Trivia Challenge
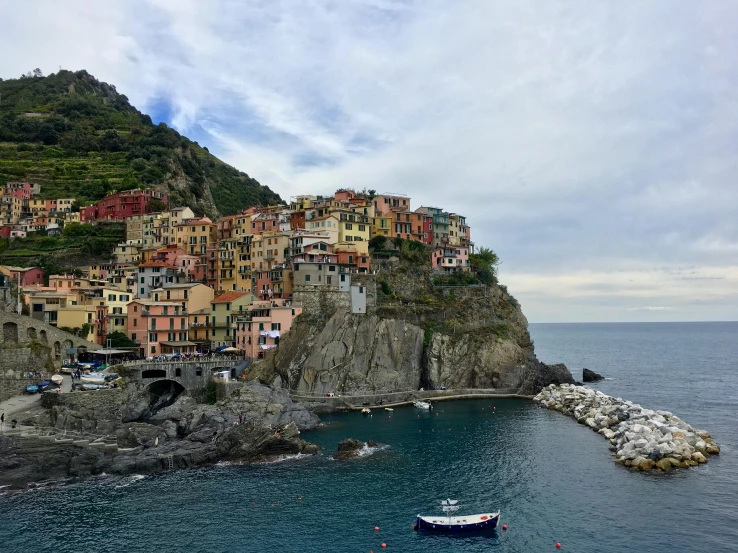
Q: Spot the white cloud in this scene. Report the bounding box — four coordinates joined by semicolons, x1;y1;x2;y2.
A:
1;0;737;321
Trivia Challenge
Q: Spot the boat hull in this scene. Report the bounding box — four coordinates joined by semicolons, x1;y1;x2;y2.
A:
26;385;39;394
416;512;500;532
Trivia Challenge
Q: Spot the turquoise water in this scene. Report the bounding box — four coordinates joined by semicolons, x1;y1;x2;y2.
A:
1;322;736;553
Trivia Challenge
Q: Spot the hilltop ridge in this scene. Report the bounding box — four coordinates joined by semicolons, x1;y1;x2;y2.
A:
0;69;282;217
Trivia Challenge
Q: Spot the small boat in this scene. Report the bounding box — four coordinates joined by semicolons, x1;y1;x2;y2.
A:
415;499;500;533
361;408;371;415
51;375;64;386
60;365;76;374
80;374;106;384
82;383;107;391
26;384;39;394
414;400;432;410
37;379;51;391
384;407;394;412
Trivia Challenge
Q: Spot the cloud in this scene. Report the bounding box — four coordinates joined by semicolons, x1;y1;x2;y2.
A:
1;0;737;321
627;306;672;311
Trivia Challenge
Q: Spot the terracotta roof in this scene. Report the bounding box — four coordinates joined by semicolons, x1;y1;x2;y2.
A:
211;291;250;304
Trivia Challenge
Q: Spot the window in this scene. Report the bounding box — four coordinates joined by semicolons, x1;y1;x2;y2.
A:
359;286;364;293
345;223;353;230
305;274;311;282
108;294;116;301
150;332;158;342
271;323;281;330
133;305;138;312
175;368;182;377
163;306;168;315
258;323;264;331
358;225;365;232
133;319;138;327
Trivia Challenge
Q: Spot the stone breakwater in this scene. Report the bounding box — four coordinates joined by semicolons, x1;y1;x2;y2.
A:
533;384;721;471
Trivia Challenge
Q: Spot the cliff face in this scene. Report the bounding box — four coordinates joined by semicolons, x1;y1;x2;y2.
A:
250;255;574;396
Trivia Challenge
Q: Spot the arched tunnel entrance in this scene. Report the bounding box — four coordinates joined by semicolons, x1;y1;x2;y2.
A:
139;379;186;421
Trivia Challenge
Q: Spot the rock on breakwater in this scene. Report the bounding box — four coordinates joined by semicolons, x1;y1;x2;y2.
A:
534;384;721;471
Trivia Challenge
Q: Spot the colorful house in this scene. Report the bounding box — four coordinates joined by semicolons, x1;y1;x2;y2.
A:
209;291;255;349
127;299;193;357
235;298;302;359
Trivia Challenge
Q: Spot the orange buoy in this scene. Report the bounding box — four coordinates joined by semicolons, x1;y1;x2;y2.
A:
556;543;561;549
493;406;496;410
374;526;379;531
298;497;302;501
502;524;507;531
381;544;386;549
435;413;438;416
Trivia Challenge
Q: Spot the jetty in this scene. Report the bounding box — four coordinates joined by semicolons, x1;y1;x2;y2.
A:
534;384;720;471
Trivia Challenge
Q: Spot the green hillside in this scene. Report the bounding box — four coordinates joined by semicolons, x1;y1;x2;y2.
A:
0;69;283;216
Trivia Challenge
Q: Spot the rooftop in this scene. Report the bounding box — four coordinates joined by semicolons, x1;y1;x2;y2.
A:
212;291;250;304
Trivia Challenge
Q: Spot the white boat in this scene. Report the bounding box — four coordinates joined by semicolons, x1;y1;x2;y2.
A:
415;499;500;533
384;407;393;412
414;400;432;410
80;374;106;384
60;365;76;374
361;408;371;415
51;375;64;386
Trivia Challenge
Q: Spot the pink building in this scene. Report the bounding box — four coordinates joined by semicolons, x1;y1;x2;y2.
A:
80;189;168;222
333;189;356;201
432;245;470;273
150;245;202;281
373;193;411;215
235;299;302;359
0;265;44;286
127;299;193;357
2;182;31;200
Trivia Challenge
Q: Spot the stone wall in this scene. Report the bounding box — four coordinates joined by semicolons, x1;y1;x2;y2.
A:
0;311;100;402
293;275;376;317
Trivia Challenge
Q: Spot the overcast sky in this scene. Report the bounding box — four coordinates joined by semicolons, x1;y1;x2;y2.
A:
1;1;737;322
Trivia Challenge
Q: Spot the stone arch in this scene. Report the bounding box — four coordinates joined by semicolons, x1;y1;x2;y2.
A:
63;339;73;350
54;341;61;358
142;368;167;379
3;322;18;344
39;329;48;344
27;327;38;340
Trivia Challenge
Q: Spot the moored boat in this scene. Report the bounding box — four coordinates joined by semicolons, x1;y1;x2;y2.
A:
361;407;371;415
51;375;64;386
414;400;432;410
415;499;500;533
80;374;106;384
37;379;51;391
26;384;39;394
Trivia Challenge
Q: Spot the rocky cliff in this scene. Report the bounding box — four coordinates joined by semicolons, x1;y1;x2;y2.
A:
250;254;573;395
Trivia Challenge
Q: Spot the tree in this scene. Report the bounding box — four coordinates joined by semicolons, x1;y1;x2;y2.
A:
32;68;43;78
469;246;500;286
148;198;168;213
104;331;135;348
37;123;58;145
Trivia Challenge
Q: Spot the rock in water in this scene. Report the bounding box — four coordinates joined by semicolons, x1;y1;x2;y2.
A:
533;384;720;471
582;368;604;382
333;438;379;460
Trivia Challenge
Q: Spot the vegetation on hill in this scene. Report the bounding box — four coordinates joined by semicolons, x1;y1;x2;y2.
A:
0;69;283;216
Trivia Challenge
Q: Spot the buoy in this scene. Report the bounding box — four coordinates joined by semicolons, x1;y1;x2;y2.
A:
374;526;379;531
432;429;434;432
556;543;561;549
381;544;386;549
298;497;302;501
493;406;496;410
435;413;438;416
502;524;507;531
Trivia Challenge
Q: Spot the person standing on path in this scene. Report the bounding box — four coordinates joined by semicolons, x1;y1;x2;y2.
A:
1;412;4;431
238;413;243;425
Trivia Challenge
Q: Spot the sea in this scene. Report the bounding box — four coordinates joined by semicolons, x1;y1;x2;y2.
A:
0;322;736;553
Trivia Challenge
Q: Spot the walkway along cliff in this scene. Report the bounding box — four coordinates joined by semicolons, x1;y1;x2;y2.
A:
249;251;573;396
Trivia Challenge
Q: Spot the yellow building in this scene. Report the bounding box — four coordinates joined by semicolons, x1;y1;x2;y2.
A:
0;195;24;224
175;217;217;256
102;288;133;334
305;215;340;243
64;212;80;224
189;308;211;348
209;291;255;349
217;238;238;291
236;235;253;292
330;209;371;244
29;198;48;215
113;242;141;264
250;232;291;272
56;304;97;341
371;215;392;238
151;283;214;313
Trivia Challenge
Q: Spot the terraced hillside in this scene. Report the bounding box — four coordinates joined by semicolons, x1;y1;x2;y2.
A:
0;70;282;216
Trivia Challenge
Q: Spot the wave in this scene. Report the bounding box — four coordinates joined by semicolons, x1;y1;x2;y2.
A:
114;474;146;489
358;443;388;457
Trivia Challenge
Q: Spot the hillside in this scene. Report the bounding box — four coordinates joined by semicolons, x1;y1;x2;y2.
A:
0;70;282;216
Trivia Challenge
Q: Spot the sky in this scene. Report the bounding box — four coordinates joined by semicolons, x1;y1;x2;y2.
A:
1;0;737;323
